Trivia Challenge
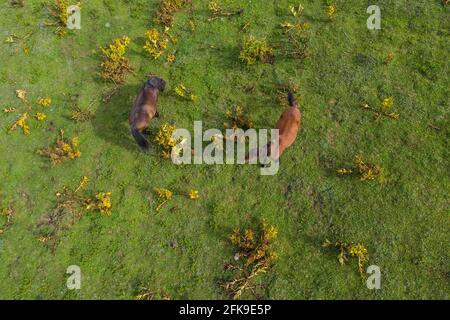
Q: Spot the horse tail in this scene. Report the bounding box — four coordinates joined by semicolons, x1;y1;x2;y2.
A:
131;126;149;150
288;91;297;107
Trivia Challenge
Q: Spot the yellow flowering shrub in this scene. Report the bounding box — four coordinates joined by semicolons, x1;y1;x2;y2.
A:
239;36;275;65
361;97;399;120
188;190;199;200
71;106;94;122
222;219;278;299
0;207;14;236
100;36;133;84
37;97;52;107
154;123;179;159
48;0;81;37
323;240;369;275
209;1;221;15
224;105;253;130
35;112;47;121
327;4;336;19
280;5;311;60
382;97;394;109
15;89;28;104
136;287;170;300
36;175;90;246
75;175;89;192
153;187;173;212
166;53;176;63
49;0;69;26
337;155;384;182
208;1;242;20
156;0;189;27
143;29;169;59
174;83;197;101
9;113;30;135
38;129;81;165
85;192;112;216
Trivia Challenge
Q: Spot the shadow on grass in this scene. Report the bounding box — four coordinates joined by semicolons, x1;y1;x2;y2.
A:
91;83;164;156
91;84;138;152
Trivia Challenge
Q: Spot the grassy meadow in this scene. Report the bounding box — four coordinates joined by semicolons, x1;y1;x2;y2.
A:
0;0;448;299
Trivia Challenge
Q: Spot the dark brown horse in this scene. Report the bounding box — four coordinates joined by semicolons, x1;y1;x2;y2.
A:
129;76;166;150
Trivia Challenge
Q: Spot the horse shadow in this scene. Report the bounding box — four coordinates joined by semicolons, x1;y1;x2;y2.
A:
91;84;139;152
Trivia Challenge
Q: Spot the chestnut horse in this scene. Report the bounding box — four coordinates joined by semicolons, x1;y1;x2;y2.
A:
129;76;166;150
246;92;302;163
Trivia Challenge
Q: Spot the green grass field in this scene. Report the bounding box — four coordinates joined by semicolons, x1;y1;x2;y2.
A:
0;0;448;299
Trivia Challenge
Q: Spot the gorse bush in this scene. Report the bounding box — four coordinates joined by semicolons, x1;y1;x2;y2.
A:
100;36;133;84
153;187;173;212
156;0;189;27
154;123;179;159
337;155;384;182
136;287;170;300
143;29;169;59
222;219;278;299
174;83;198;101
323;240;369;275
38;129;81;165
208;1;242;20
9;113;30;135
280;4;311;60
361;97;399;120
35;176;112;247
85;192;113;216
239;36;275;65
224;105;253;131
48;0;81;37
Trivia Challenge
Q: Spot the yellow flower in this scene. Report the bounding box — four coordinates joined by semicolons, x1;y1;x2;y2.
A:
15;89;27;103
38;235;51;243
289;4;304;17
9;113;30;135
154;187;173;212
154;188;173;201
337;168;353;175
239;36;274;65
75;176;89;192
189;190;199;200
5;36;15;43
143;29;169;59
154;123;183;159
100;36;133;84
174;84;197;101
3;108;16;113
96;192;112;216
37;97;52;107
85;192;112;216
209;1;221;14
382;97;394;109
167;53;176;63
35;112;47;121
327;4;336;18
